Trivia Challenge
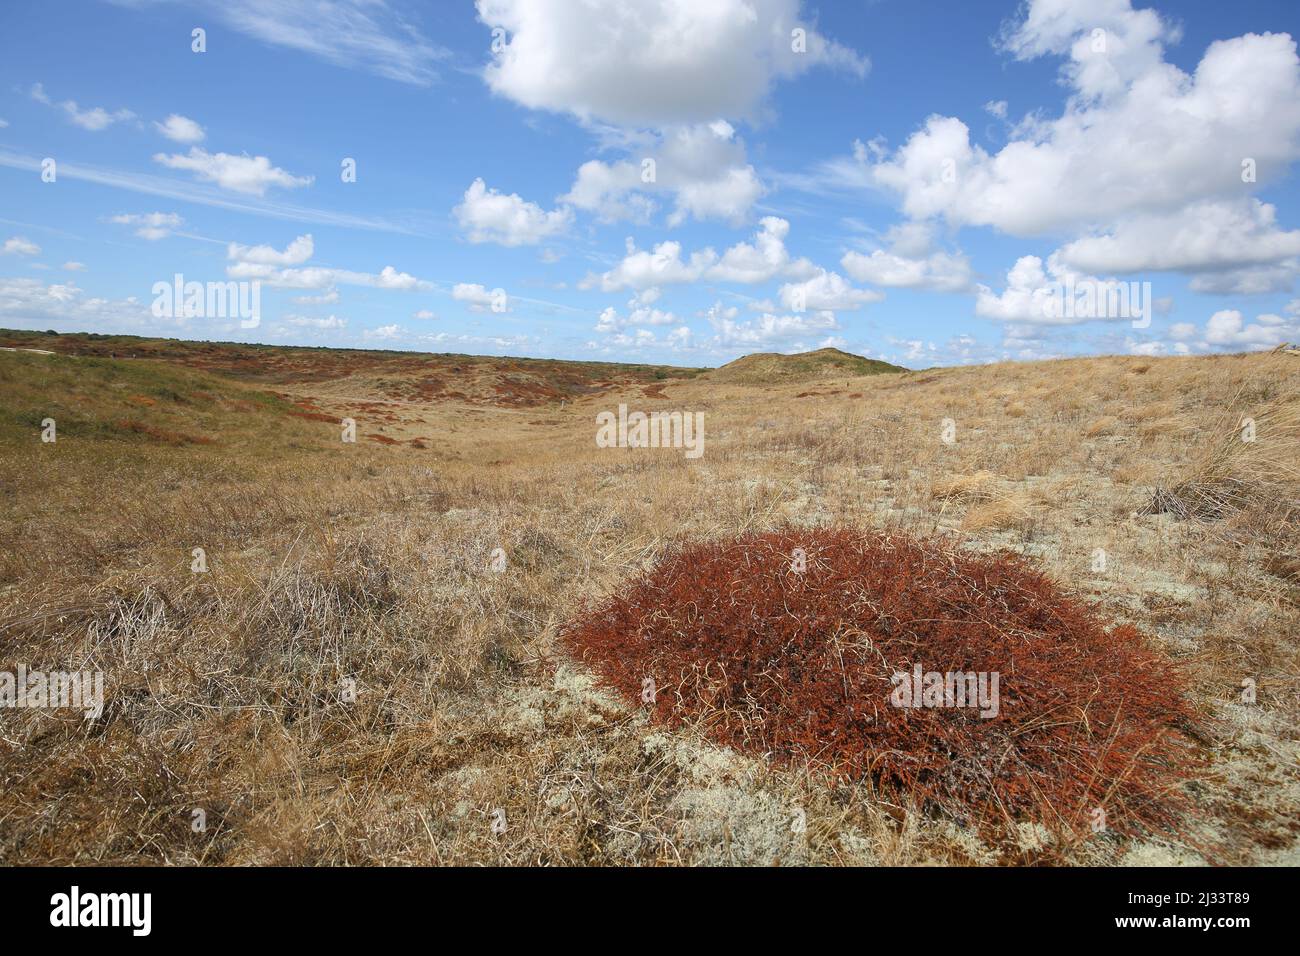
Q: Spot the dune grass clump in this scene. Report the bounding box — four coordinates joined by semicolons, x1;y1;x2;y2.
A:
563;529;1199;842
1146;390;1300;521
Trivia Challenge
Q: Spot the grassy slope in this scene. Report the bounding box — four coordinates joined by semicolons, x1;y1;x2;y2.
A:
0;348;303;444
0;349;339;588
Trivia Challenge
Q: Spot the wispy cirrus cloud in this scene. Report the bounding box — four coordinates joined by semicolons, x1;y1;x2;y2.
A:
173;0;451;86
0;149;433;236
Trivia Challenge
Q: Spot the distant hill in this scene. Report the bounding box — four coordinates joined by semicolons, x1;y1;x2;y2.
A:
0;330;902;403
708;347;907;384
0;328;706;409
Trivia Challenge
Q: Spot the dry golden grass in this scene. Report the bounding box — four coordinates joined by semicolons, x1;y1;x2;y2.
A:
1084;415;1119;437
0;345;1297;866
931;470;1000;501
959;493;1034;532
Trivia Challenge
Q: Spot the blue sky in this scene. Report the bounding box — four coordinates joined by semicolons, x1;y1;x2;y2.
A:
2;0;1299;368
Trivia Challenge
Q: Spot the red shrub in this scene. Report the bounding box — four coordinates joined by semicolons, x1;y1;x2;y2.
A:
563;529;1199;841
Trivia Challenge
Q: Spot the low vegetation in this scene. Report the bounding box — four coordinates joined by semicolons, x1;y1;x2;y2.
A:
0;335;1296;865
564;528;1199;849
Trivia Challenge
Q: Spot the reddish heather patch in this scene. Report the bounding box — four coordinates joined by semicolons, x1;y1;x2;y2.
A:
289;410;338;424
365;433;399;445
563;529;1199;842
492;377;564;407
114;419;215;445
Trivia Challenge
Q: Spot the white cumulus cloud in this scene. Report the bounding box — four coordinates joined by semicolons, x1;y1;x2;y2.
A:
2;236;41;256
865;7;1300;276
109;212;183;241
565;121;765;227
1203;309;1296;349
153;147;313;196
31;82;135;131
225;235;427;291
227;234;315;266
777;270;882;311
452;282;510;312
476;0;867;127
1058;199;1300;275
585;217;815;292
153;114;206;143
840;223;972;292
453;178;572;246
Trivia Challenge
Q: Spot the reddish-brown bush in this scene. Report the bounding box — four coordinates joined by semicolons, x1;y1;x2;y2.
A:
563;529;1199;841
